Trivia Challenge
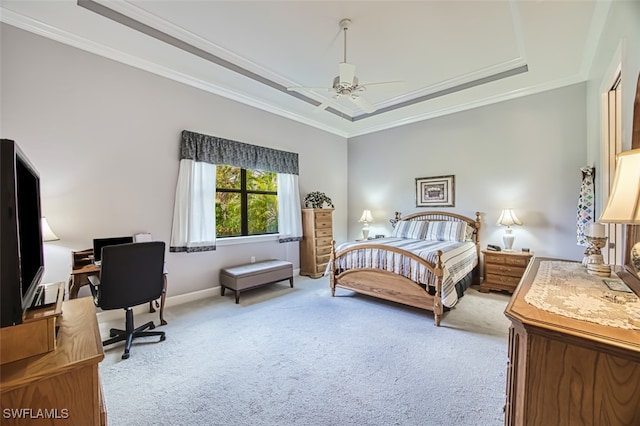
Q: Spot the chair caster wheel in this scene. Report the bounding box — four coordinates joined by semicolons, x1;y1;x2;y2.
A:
110;329;118;337
149;323;155;330
121;352;130;360
160;335;166;342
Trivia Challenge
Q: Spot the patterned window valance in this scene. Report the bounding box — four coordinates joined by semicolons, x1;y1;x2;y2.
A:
181;130;298;175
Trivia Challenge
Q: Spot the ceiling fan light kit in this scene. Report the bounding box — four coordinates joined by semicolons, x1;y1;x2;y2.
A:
288;18;403;115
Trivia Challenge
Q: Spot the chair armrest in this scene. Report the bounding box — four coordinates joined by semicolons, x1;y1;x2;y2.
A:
88;275;100;305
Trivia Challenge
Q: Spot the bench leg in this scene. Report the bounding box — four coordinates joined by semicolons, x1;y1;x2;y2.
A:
289;277;294;288
221;286;226;296
235;290;240;304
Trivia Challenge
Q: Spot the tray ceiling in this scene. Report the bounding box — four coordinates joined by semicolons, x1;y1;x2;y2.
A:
1;1;609;137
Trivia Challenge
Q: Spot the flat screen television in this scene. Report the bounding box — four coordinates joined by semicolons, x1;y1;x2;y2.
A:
1;139;46;327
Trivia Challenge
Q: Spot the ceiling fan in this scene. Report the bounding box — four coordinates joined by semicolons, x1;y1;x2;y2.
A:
288;18;404;114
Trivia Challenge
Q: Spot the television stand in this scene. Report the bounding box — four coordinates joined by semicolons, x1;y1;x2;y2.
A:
1;296;107;425
0;281;64;365
28;281;61;310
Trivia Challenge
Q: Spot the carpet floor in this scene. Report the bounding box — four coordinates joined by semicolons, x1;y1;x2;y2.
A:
98;275;512;426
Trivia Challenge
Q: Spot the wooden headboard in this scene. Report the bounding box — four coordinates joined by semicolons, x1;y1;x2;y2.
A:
390;211;482;254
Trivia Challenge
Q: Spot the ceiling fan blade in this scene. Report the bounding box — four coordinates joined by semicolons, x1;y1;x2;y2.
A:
339;62;356;86
289;19;401;115
360;81;406;91
350;95;377;113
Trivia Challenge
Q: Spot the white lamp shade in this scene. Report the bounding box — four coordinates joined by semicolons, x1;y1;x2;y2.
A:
359;209;374;223
41;217;60;242
497;209;523;227
599;148;640;224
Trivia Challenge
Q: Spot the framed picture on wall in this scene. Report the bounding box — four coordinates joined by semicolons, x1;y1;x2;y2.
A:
416;175;455;207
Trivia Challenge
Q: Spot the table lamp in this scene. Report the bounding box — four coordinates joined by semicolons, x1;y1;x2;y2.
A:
598;148;640;278
359;209;374;240
497;208;522;252
41;217;60;242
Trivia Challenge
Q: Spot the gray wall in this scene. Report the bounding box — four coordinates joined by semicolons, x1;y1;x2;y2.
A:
347;0;640;263
0;23;348;297
582;0;639;265
2;0;638;298
586;0;640;208
348;84;587;261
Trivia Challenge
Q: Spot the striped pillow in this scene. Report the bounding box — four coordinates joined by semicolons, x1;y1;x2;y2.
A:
391;220;428;240
425;221;467;242
464;224;475;241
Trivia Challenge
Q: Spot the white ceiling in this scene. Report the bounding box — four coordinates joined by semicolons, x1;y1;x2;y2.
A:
1;0;609;138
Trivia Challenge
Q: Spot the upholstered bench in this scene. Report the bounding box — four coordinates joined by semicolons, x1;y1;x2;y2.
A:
220;260;294;303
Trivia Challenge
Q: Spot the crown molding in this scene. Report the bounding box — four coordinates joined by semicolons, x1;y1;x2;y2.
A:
89;0;299;88
0;2;595;140
0;7;350;138
347;75;587;138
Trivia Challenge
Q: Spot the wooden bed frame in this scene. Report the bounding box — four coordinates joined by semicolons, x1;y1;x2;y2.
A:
329;211;481;326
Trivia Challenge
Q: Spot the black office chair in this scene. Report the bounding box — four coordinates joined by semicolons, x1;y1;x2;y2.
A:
89;241;166;359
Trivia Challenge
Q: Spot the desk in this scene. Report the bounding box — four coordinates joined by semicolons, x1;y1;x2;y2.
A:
69;262;168;326
1;297;107;425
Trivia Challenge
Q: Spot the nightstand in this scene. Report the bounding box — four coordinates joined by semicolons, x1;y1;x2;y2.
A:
479;250;533;294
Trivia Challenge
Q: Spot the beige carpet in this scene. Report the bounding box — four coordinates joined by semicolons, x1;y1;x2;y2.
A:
98;275;512;426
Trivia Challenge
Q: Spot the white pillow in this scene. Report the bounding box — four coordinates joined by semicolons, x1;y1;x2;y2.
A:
391;220;428;240
425;221;467;242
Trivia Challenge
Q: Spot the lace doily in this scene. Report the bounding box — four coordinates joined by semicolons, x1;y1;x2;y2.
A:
524;261;640;330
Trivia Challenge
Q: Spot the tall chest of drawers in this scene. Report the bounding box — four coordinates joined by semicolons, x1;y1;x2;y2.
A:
300;208;334;278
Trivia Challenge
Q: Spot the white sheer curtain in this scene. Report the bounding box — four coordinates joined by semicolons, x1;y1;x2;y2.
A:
170;159;217;252
171;130;301;250
277;173;303;242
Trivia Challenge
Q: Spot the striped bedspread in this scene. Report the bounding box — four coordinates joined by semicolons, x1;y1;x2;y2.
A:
328;238;478;308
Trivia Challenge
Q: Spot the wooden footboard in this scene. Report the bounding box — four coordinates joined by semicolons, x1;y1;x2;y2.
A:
328;211;481;326
329;241;444;325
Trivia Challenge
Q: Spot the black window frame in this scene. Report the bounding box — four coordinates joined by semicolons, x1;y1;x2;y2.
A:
216;167;278;237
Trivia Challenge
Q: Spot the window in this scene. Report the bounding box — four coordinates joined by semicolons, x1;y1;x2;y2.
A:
170;130;301;252
216;165;278;237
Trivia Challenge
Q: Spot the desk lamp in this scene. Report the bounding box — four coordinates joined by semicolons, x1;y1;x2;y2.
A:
41;217;59;242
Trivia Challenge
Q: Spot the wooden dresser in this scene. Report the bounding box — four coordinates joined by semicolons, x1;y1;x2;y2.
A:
480;250;532;294
504;257;640;426
1;297;107;425
300;208;333;278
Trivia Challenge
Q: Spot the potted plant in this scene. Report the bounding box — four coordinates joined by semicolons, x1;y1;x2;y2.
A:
304;191;334;209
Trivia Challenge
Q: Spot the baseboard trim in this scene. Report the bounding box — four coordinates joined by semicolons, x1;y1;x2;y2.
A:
96;286;221;324
96;268;301;324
